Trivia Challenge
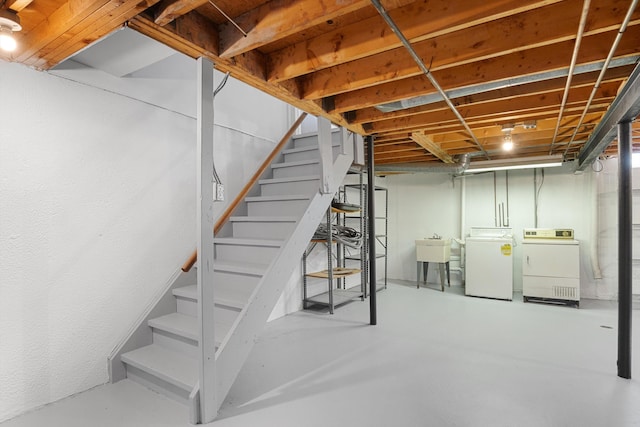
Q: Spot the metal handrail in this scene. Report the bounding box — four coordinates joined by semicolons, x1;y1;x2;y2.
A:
181;112;308;272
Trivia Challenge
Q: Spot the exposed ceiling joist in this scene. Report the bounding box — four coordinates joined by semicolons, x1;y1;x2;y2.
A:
4;0;640;167
410;133;455;163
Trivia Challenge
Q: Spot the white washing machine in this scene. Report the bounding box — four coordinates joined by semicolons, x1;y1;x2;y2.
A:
465;227;514;300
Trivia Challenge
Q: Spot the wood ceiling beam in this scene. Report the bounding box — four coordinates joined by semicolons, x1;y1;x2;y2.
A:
267;0;558;82
7;0;34;12
368;83;618;134
330;24;640;113
154;0;207;26
375;156;444;165
451;130;592;151
372;105;609;138
350;65;634;125
431;113;602;143
26;0;163;69
127;15;366;137
410;132;454;163
216;0;371;59
375;151;437;161
302;0;637;100
374;142;425;153
152;0;186;24
14;0;113;64
374;139;413;147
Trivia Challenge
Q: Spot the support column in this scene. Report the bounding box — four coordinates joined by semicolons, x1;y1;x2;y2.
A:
317;117;332;194
196;57;217;421
366;135;377;325
617;120;632;379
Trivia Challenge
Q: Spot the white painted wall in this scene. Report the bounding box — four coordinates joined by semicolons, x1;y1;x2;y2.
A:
0;56;291;422
384;162;621;299
596;157;640;298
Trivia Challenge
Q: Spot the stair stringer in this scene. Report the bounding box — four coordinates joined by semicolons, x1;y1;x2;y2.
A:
213;152;354;410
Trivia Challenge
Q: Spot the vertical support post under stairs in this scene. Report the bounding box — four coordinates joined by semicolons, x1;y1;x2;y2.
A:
366;135;377;326
196;57;217;422
326;208;334;314
317;117;333;194
617;120;633;380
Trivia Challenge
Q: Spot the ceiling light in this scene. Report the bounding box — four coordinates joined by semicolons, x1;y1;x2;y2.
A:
502;134;514;151
501;123;515;132
0;9;21;53
523;120;537;130
466;155;564;173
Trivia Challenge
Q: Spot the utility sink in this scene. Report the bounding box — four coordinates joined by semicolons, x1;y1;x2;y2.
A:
415;239;451;262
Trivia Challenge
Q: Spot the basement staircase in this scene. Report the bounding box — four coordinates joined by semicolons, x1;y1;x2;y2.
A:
109;121;358;422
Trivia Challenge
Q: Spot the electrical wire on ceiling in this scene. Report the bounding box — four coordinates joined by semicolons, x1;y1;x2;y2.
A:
211;71;231;189
214;71;230;97
208;0;247;37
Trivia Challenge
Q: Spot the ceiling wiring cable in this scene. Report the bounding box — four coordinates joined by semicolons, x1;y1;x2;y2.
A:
211;71;231;186
214;71;230;98
208;1;247;36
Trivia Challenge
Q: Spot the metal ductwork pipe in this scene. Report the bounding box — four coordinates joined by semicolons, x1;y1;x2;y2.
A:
375;153;470;174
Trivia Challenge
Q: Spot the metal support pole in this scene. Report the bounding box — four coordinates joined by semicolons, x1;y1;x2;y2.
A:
327;208;334;314
196;57;217;422
317;117;333;194
617;120;633;379
366;136;377;325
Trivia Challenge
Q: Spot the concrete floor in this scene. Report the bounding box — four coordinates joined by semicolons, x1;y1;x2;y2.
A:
4;281;640;427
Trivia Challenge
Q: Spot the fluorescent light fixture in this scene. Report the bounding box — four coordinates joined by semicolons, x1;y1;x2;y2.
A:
466;154;564;173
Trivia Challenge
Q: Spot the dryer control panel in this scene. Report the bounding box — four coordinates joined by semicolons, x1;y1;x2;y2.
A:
523;228;574;239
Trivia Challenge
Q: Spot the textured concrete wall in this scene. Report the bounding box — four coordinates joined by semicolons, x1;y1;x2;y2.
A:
0;57;291;422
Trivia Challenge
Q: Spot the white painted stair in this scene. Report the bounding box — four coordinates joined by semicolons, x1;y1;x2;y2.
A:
116;127;356;421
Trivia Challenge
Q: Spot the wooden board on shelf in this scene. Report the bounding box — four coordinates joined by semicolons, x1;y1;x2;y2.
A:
331;206;361;214
306;267;361;279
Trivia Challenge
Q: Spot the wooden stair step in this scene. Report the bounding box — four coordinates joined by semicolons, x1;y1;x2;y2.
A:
244;194;310;202
258;175;319;185
172;285;197;301
148;313;198;341
214;259;268;276
282;143;340;155
121;344;197;392
271;159;319;169
228;216;297;223
214;237;284;247
173;284;245;311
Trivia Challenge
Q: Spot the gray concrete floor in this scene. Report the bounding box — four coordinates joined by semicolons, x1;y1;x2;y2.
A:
4;281;640;426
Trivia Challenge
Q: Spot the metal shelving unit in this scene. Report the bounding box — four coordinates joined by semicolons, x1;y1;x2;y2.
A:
342;172;388;296
303;205;364;314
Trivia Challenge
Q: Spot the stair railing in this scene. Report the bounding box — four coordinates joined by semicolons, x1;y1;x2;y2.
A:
181;112;308;272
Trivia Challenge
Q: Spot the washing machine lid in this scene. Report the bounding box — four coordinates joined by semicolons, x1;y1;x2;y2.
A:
469;227;513;238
